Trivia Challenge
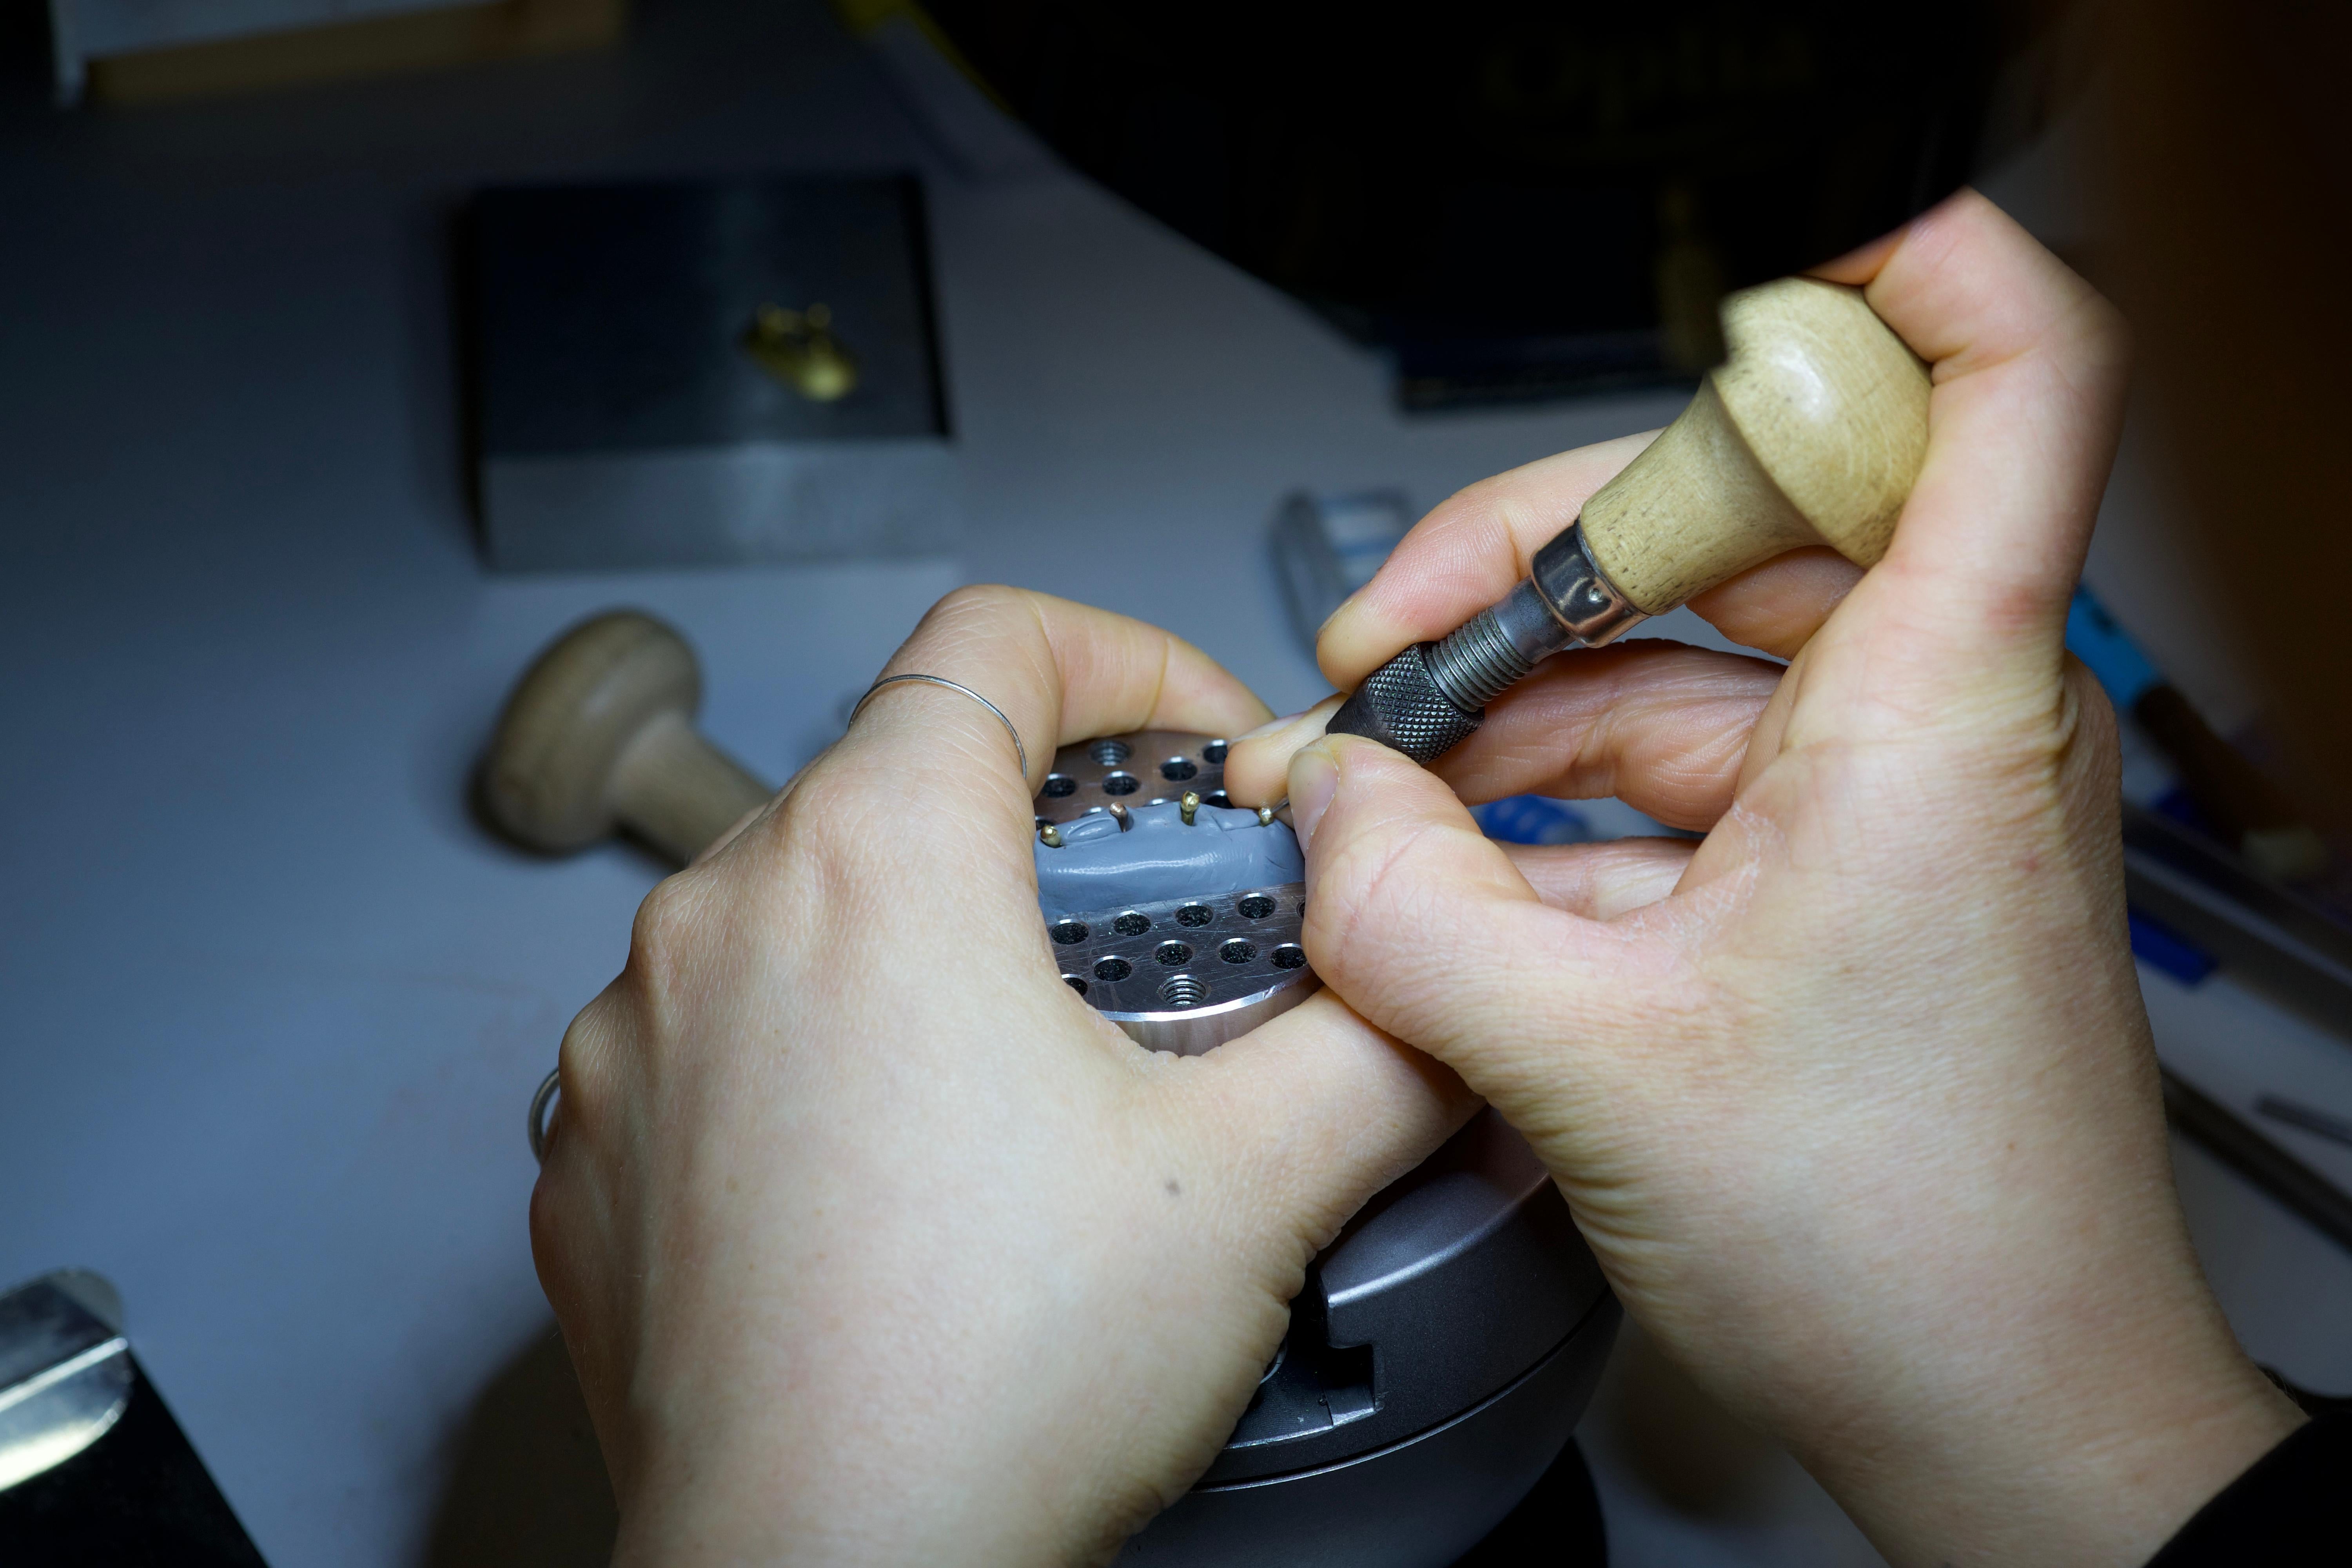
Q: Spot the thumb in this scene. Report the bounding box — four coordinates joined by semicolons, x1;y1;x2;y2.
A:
1182;990;1478;1260
1282;737;1639;1097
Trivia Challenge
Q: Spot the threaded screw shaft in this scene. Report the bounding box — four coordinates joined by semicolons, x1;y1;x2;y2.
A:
1424;609;1534;713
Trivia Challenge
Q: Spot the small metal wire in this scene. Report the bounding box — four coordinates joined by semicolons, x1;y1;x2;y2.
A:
849;674;1028;777
528;1067;561;1164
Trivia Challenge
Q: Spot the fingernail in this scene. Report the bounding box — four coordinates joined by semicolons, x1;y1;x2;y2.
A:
1287;741;1340;856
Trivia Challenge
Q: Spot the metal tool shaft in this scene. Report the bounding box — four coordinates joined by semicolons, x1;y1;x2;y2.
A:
1326;524;1644;765
1326;276;1934;767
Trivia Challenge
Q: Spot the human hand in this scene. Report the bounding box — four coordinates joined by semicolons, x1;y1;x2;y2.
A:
530;588;1472;1567
1226;191;2301;1566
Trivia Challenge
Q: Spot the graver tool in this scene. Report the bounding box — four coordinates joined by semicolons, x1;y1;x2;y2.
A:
1328;276;1932;763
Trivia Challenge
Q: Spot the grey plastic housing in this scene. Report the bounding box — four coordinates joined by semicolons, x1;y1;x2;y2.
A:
1035;801;1304;918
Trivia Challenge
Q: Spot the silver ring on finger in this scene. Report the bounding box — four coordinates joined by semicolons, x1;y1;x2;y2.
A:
849;673;1027;778
528;1067;561;1164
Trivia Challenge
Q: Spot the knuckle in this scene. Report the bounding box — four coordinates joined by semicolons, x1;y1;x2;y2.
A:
914;583;1032;649
526;1168;566;1263
767;766;888;886
623;870;718;1007
553;992;624;1138
935;581;1027;617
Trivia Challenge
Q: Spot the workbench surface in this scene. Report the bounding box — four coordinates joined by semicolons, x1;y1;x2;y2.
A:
3;5;2345;1565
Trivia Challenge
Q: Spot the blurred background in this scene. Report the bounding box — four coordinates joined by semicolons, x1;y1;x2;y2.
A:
2;2;2348;1564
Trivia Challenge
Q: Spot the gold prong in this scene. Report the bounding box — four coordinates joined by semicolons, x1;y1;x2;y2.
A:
1257;806;1274;826
1180;791;1200;825
1107;802;1132;830
1038;823;1063;848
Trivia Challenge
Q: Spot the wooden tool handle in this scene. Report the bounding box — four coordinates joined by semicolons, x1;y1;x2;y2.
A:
1579;276;1931;615
608;709;773;864
483;610;772;864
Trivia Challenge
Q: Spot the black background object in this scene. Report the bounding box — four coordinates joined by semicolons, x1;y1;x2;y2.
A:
921;0;2075;407
1453;1437;1607;1564
0;1357;267;1566
2143;1414;2352;1567
470;174;949;459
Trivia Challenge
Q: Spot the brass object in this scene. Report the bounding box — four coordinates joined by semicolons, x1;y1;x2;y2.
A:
743;301;858;402
1180;791;1200;826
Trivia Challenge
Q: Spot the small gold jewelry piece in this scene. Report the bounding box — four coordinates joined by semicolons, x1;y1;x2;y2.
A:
1180;791;1200;825
1107;802;1132;830
1039;823;1064;848
744;301;859;403
1257;806;1275;826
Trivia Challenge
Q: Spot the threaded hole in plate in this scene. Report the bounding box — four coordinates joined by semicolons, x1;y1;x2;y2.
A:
1090;740;1132;766
1063;975;1087;996
1042;774;1077;797
1175;904;1212;928
1102;772;1140;796
1271;944;1307;970
1050;920;1088;945
1160;974;1208;1008
1219;939;1256;964
1203;739;1229;764
1113;912;1151;936
1159;756;1198;781
1094;956;1131;982
1155;941;1192;965
1236;893;1276;919
1203;790;1231;809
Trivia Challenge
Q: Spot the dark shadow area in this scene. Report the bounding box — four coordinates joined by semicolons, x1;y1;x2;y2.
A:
1452;1438;1605;1565
423;1324;616;1568
0;0;51;102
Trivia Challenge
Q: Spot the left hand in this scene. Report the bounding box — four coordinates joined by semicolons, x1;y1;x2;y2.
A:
530;586;1473;1567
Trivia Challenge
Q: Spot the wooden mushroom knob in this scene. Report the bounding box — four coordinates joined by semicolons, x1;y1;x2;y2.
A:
482;610;772;865
1579;275;1933;613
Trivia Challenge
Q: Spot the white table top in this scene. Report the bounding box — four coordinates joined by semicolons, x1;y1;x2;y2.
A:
3;7;2344;1566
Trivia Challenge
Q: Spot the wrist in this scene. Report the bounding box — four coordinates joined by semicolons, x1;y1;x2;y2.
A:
1782;1284;2303;1567
611;1428;1091;1568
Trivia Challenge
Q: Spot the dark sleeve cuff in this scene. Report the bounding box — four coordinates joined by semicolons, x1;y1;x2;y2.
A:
2145;1414;2352;1565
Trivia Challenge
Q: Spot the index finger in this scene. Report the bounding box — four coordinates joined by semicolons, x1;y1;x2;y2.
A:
835;583;1274;838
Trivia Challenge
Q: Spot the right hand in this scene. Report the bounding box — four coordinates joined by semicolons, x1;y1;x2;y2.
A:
1227;191;2301;1567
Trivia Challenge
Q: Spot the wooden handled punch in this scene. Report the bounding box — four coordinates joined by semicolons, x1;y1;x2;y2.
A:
481;610;772;865
1328;276;1932;763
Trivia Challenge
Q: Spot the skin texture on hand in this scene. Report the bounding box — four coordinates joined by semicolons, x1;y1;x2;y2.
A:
1227;191;2303;1566
530;588;1473;1568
